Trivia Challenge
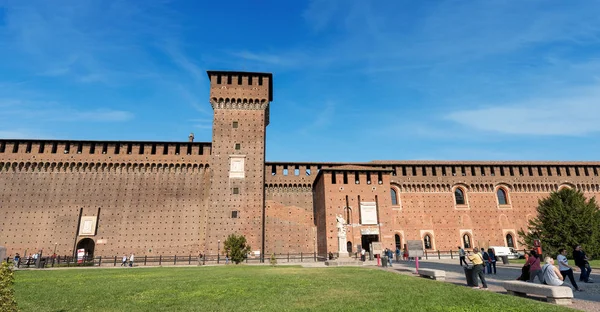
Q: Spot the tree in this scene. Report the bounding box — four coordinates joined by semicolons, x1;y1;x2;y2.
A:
0;261;18;312
223;234;252;264
518;188;600;258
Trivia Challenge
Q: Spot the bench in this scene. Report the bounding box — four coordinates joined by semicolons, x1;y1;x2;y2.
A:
418;269;446;281
502;281;573;305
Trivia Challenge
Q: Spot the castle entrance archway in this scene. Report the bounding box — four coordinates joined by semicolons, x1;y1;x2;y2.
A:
76;238;95;259
361;234;379;258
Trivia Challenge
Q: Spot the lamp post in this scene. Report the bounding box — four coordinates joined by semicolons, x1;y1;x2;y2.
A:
217;240;220;264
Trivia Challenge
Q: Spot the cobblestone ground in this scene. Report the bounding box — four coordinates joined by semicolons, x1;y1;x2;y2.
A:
383;259;599;312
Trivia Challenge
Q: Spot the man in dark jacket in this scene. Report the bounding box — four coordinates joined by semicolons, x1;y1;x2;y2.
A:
573;245;593;283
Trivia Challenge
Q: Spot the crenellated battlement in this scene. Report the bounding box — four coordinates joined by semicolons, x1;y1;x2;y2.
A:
0;139;212;163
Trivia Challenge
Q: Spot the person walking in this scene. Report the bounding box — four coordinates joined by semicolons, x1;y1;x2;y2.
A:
458;247;467;267
481;248;490;274
526;250;543;283
467;248;488;290
121;255;127;267
129;253;135;267
487;248;497;274
13;253;21;268
573;245;593;283
557;248;582;291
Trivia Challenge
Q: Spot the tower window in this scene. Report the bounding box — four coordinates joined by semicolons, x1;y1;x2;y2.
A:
26;142;32;153
454;188;466;205
231;211;238;218
77;143;83;154
233;121;238;128
113;144;119;154
235;143;241;150
64;143;70;154
424;234;433;250
258;76;263;85
497;188;508;205
343;171;348;184
0;142;5;153
233;187;239;195
139;144;144;155
127;143;132;154
163;144;169;155
151;144;156;155
101;143;107;154
89;143;95;154
38;143;45;153
391;188;398;205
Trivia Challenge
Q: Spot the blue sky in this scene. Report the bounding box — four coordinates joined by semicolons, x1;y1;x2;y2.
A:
1;0;600;162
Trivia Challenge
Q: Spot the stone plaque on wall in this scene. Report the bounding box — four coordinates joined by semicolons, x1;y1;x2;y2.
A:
79;216;97;236
229;156;245;178
360;202;377;225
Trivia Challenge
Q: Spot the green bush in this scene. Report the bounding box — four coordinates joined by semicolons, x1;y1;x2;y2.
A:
0;261;18;312
223;234;252;264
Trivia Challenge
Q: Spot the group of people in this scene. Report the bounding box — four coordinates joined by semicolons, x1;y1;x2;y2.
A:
518;245;593;291
458;247;497;274
120;253;135;267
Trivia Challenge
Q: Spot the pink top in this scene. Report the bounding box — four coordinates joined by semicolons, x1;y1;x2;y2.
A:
526;256;541;271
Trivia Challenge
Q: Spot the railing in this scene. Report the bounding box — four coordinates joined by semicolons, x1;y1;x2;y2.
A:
420;249;529;260
5;252;338;268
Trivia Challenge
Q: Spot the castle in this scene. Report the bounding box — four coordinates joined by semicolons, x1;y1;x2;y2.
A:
1;70;599;259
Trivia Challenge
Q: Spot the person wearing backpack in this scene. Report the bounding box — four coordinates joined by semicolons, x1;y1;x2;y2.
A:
487;248;497;274
481;248;490;274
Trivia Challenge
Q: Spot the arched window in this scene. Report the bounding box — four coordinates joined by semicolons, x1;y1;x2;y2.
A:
463;234;471;249
423;234;432;249
506;234;514;248
454;188;465;205
346;241;352;253
391;188;398;205
395;234;401;250
497;188;508;205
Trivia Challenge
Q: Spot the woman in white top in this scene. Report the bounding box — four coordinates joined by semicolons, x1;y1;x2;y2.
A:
542;257;571;289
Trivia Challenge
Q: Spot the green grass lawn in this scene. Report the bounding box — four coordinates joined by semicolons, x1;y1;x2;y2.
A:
14;266;573;312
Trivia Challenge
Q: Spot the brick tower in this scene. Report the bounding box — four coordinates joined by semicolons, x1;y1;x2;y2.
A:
205;71;273;260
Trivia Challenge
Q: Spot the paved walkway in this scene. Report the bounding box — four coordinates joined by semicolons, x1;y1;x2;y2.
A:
384;259;599;312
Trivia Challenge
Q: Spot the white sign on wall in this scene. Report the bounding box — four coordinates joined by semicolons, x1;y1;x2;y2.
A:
229;156;245;178
360;202;378;225
79;216;97;236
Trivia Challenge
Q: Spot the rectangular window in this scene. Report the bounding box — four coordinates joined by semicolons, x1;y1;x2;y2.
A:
38;142;45;153
101;143;107;154
490;167;495;176
248;76;253;85
26;142;32;153
11;143;18;153
470;166;476;176
139;144;144;155
422;166;427;176
575;167;580;176
480;166;486;176
378;171;383;184
227;74;232;84
594;167;599;176
114;143;120;154
565;167;571;176
538;167;543;176
283;166;288;176
0;142;5;153
175;144;180;155
392;166;397;176
366;172;372;184
235;143;241;150
294;166;300;176
432;166;437;176
343;171;348;184
442;167;447;176
127;143;132;154
331;171;336;184
64;143;70;154
547;166;552;176
233;187;239;195
500;167;505;176
271;165;276;176
258;76;263;86
411;166;416;176
217;75;222;84
556;166;561;176
509;167;514;176
451;166;456;176
198;145;204;155
151;144;156;155
233;121;238;128
231;211;238;218
402;166;407;176
89;143;95;154
584;167;589;176
306;167;311;176
163;144;168;155
461;166;466;176
77;143;83;154
518;167;524;176
187;143;192;155
528;166;533;176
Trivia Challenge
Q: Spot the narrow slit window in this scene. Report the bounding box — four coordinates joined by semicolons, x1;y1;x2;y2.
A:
509;167;514;176
232;187;239;195
402;166;407;176
64;143;70;154
271;165;276;176
139;144;144;155
101;143;107;154
343;172;348;184
391;188;398;205
528;166;533;176
77;143;83;154
127;143;132;154
216;75;222;84
518;167;524;176
411;166;416;176
38;143;45;153
470;166;476;176
594;167;598;176
237;76;242;85
442;167;447;176
480;166;486;176
175;144;180;155
187;144;192;155
231;211;238;218
151;144;156;155
258;76;263;85
355;171;359;184
12;143;18;153
556;166;561;176
227;74;232;84
198;145;203;155
331;171;336;184
233;121;238;128
235;143;241;150
500;167;505;176
0;142;5;153
89;143;95;154
490;167;495;176
451;166;456;176
547;166;552;176
248;76;253;85
306;166;311;176
283;166;288;176
565;167;571;176
114;144;120;154
366;172;371;184
461;166;466;176
26;142;32;153
294;166;300;176
163;144;169;155
584;167;589;176
392;166;397;176
575;167;580;176
538;167;543;176
432;166;437;176
378;172;383;184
